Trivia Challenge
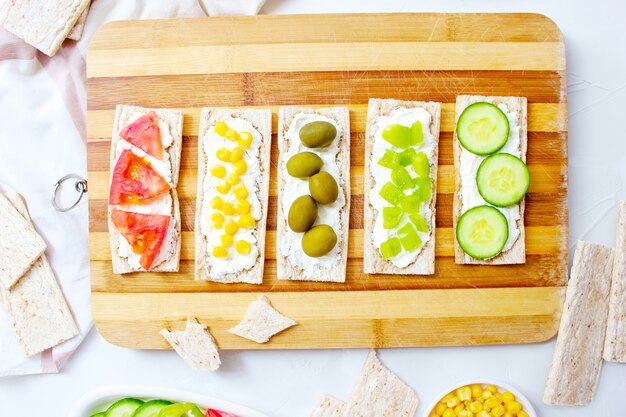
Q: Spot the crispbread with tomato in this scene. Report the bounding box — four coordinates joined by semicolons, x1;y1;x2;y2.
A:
107;105;183;273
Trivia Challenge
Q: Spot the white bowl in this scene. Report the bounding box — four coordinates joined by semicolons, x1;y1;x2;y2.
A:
423;379;537;417
68;385;270;417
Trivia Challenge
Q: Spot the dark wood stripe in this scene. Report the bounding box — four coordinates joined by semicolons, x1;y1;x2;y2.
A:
87;70;564;111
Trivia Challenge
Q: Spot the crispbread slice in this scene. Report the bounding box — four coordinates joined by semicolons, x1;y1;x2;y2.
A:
604;201;626;362
543;241;614;405
228;295;296;343
0;0;90;56
0;193;46;290
160;317;221;371
108;105;183;274
276;106;351;282
452;95;528;265
343;350;418;417
195;108;271;284
0;193;78;357
66;2;90;41
309;394;346;417
364;98;441;275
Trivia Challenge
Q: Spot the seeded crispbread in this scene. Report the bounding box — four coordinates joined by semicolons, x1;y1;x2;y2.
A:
0;193;78;357
309;394;346;417
108;105;183;274
604;201;626;362
228;295;296;343
195;108;271;284
343;350;419;417
452;95;528;265
0;193;46;290
160;317;221;371
276;106;351;282
543;241;614;405
0;0;90;56
364;98;441;275
66;2;90;41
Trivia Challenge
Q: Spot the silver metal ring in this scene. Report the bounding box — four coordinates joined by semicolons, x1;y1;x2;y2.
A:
53;174;88;212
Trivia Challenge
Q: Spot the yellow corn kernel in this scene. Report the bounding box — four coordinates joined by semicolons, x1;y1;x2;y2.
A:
471;385;483;399
233;159;248;175
238;131;253;148
457;387;472;402
469;402;483;413
224;219;238;235
435;403;447;415
210;164;226;178
482;391;493;400
484;397;499;410
503;413;514;417
237;214;256;229
501;392;515;404
458;411;472;417
216;181;231;194
442;394;455;404
505;402;522;414
491;406;505;417
210;213;224;228
486;385;498;394
454;404;465;414
234;198;250;214
443;410;455;417
236;240;252;255
517;412;529;417
476;412;491;417
220;234;233;247
429;414;438;417
212;246;228;258
229;146;244;162
214;121;228;136
216;147;231;162
210;196;223;210
447;396;460;408
225;129;239;141
226;172;240;186
234;184;249;199
222;202;234;215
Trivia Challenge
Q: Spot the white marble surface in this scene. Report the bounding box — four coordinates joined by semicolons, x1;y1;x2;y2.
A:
1;0;625;416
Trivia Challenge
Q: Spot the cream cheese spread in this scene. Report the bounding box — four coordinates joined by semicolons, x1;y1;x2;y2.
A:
280;113;346;275
370;107;436;268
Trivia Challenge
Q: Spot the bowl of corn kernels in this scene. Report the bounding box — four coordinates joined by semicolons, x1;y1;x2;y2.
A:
425;380;537;417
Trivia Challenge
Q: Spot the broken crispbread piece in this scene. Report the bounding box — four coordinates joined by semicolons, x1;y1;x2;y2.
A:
0;0;90;56
229;295;296;343
604;201;626;362
0;193;47;290
309;394;346;417
543;241;614;406
343;350;419;417
66;1;90;41
160;317;221;371
0;192;78;357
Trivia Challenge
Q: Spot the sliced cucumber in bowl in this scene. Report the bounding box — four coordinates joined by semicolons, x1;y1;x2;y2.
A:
104;398;144;417
456;205;509;259
476;153;530;207
457;102;509;155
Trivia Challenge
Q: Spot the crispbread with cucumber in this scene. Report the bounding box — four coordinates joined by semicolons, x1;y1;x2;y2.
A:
363;98;441;275
276;106;351;282
195;108;271;284
453;95;529;265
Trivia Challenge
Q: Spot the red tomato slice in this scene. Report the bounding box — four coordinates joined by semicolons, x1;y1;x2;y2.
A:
119;111;164;159
109;149;171;205
205;410;240;417
111;208;171;270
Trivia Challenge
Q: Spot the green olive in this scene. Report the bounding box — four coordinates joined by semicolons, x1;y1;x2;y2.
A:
286;152;323;178
299;121;337;148
288;195;318;232
309;171;339;204
302;225;337;257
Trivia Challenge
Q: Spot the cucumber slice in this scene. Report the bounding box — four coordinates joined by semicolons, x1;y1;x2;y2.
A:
132;400;173;417
476;153;530;207
457;102;509;155
104;398;144;417
89;413;105;417
456;205;509;259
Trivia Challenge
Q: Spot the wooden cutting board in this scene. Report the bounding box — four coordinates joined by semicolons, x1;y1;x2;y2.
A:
87;13;568;349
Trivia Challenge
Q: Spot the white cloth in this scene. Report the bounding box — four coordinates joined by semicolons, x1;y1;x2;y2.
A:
0;0;263;377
